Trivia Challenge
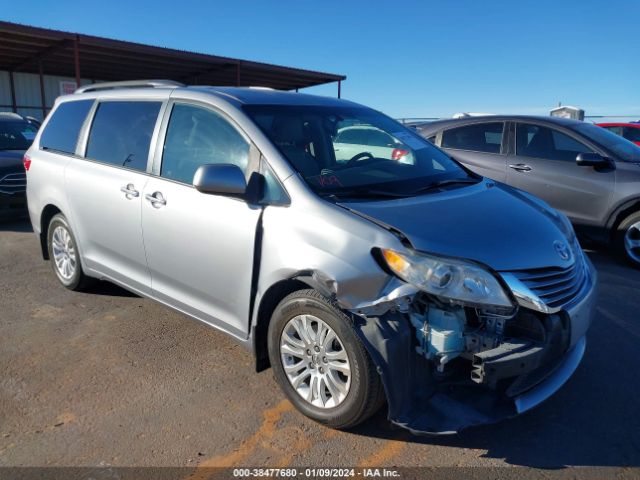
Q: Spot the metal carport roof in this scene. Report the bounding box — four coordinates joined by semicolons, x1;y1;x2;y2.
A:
0;21;346;92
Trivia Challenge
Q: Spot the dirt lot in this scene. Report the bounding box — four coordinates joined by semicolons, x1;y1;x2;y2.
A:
1;218;639;471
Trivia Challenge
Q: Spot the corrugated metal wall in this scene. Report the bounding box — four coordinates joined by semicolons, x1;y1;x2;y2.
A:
0;70;94;120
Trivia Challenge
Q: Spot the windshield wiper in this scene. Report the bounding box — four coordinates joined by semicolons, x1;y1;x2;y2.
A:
320;178;481;200
408;177;480;195
321;188;411;200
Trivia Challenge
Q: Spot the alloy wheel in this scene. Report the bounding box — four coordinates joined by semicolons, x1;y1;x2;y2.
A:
624;221;640;264
280;314;351;409
51;225;77;281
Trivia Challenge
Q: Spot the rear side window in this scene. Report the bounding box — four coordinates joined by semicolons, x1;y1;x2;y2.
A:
86;101;161;172
161;103;250;184
40;100;93;154
624;127;640;143
516;123;592;161
441;122;504;153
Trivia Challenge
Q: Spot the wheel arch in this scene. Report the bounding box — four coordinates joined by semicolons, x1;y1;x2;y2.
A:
39;204;63;260
607;197;640;241
252;278;312;372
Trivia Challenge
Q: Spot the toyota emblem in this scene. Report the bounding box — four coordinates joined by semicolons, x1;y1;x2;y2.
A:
553;240;572;261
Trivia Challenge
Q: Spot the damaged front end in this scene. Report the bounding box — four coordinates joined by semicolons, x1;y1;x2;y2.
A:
349;251;596;434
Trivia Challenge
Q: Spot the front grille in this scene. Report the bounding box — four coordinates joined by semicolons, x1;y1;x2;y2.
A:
509;257;588;309
0;172;26;194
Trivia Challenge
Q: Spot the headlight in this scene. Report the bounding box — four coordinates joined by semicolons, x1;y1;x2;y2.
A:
380;248;514;311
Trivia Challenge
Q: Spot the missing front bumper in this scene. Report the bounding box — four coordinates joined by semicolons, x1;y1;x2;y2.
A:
354;309;588;435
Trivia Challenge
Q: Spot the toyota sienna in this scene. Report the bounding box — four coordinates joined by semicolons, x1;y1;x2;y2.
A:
25;81;597;433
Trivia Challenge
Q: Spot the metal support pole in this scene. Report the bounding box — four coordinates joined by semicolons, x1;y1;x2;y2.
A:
38;61;46;117
74;35;81;87
338;80;341;98
236;62;241;86
8;71;17;113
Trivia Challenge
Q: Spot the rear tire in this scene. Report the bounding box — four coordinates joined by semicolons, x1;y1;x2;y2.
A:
267;289;384;430
47;214;94;291
614;211;640;269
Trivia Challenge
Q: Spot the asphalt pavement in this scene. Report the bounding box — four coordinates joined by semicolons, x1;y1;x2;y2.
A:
1;218;639;471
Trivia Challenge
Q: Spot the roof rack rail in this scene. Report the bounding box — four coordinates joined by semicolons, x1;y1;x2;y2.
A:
75;80;185;94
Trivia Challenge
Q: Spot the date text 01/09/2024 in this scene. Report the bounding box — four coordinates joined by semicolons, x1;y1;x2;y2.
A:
231;468;401;477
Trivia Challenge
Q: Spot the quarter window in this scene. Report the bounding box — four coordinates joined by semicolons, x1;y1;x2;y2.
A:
516;123;592;161
86;101;161;172
40;100;93;154
161;104;250;184
441;123;504;153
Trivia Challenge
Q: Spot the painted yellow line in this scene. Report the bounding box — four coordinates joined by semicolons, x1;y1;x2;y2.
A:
357;437;407;467
186;399;294;479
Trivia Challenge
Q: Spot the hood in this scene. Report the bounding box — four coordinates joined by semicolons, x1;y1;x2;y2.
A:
0;150;26;177
340;180;574;271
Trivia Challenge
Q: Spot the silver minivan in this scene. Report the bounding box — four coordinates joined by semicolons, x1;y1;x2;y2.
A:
26;81;597;434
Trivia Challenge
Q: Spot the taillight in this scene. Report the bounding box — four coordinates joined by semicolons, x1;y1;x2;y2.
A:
392;148;409;161
23;154;31;171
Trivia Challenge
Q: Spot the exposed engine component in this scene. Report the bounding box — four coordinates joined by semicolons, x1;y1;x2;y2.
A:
408;294;571;389
410;306;466;371
464;310;511;355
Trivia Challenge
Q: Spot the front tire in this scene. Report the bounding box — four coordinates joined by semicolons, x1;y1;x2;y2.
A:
267;289;384;429
615;211;640;269
47;214;93;291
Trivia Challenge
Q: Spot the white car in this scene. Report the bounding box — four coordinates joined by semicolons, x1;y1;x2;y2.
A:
333;126;415;164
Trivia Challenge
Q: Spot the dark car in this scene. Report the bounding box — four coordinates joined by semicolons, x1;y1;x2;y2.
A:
0;113;38;219
415;115;640;267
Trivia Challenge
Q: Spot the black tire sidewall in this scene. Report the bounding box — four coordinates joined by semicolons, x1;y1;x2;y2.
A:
615;211;640;268
267;290;374;428
47;214;83;289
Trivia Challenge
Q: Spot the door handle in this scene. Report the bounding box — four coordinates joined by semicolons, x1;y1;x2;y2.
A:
120;184;139;198
145;191;166;208
508;163;532;172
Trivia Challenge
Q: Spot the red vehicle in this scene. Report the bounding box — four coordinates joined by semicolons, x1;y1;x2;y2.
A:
596;122;640;146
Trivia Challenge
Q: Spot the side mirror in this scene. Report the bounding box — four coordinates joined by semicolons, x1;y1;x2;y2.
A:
576;152;609;167
193;164;246;197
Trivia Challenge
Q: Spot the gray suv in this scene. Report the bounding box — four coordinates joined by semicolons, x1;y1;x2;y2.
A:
26;81;596;434
415;116;640;268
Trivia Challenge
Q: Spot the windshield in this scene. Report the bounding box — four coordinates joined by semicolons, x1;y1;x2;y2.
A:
573;122;640;163
243;105;473;198
0;120;38;151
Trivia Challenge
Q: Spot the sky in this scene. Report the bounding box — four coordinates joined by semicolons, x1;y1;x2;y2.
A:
3;0;639;119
